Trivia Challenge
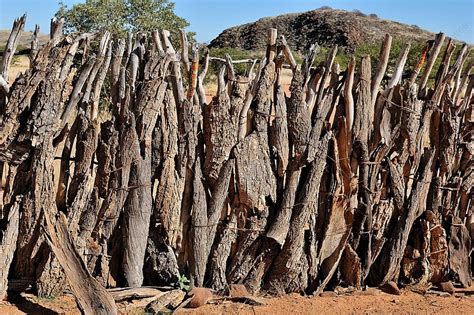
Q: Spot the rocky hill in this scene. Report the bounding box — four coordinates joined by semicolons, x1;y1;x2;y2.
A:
209;8;435;52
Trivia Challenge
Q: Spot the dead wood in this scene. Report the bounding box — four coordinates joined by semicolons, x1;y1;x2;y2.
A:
0;14;26;81
0;196;21;299
286;47;315;162
266;133;331;293
208;212;238;291
371;34;392;115
371;150;435;284
43;213;117;314
234;61;277;211
109;286;164;302
269;63;289;178
50;18;64;46
350;56;372;277
419;33;445;94
448;217;472;287
0;26;471;310
203;82;237;186
189;157;208;286
30;24;40;64
144;289;185;313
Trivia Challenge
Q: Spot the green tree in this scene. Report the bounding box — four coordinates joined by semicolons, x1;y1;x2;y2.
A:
56;0;190;38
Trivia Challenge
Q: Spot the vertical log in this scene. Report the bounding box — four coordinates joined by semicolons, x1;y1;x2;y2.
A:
121;124;152;287
266;133;331;293
266;28;277;62
151;30;164;55
269;59;289;178
448;217;472;287
10;42;74;296
0;196;21;299
453;59;473;105
315;137;351;293
208;212;238;291
122;46;170;287
350;55;372;248
419;33;445;93
370;34;392;112
0;14;26;81
315;45;336;108
197;49;209;106
0;76;9;95
280;35;296;71
409;42;431;86
385;43;410;92
50;17;64;46
237;57;266;140
434;39;456;87
161;30;185;105
150;88;183;251
343;56;355;135
205;160;234;263
0;15;26;198
351;56;372;145
372;150;434;284
187;46;199;101
30;24;40;64
189;158;208;287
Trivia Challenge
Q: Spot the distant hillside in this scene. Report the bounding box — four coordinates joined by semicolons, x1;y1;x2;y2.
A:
0;30;48;53
209;8;436;52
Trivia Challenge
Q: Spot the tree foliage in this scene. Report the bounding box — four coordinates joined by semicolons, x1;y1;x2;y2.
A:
56;0;190;38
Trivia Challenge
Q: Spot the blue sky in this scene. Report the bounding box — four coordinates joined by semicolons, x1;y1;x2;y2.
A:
1;0;473;43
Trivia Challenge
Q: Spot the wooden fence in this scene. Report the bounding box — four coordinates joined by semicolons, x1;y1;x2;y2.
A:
0;15;472;313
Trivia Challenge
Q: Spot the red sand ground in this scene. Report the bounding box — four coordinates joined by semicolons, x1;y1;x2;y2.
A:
1;288;473;314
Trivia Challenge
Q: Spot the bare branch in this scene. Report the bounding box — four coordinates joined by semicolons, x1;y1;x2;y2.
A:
0;14;26;81
280;35;297;70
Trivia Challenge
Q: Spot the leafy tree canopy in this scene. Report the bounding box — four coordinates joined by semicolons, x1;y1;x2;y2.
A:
56;0;191;38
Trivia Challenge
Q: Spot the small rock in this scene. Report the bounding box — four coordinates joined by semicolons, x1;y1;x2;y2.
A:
187;287;214;308
354;288;381;296
319;291;337;297
437;281;455;294
379;281;401;295
229;284;250;298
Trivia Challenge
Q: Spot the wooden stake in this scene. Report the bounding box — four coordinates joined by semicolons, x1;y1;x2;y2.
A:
419;32;445;93
266;28;277;62
0;14;26;81
280;35;296;70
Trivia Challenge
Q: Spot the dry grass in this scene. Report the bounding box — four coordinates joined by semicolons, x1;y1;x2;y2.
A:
0;30;48;51
7;55;30;83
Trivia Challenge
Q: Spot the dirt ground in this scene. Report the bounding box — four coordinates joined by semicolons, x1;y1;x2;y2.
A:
1;288;473;314
177;291;474;315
